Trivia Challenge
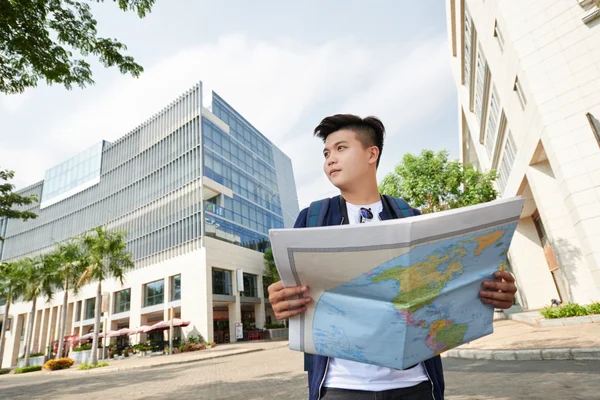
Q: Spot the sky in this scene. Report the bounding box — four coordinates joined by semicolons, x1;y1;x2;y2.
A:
0;0;458;210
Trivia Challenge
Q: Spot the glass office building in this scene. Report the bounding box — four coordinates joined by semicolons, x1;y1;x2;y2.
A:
0;82;299;368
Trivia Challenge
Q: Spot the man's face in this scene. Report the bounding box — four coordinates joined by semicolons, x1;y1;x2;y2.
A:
323;129;377;190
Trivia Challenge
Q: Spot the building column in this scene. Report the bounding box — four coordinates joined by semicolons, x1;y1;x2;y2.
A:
180;249;209;342
255;275;265;329
32;309;43;353
129;284;142;345
527;160;600;303
228;269;242;343
39;308;50;352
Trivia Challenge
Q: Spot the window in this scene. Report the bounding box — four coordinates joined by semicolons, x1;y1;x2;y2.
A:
514;77;527;109
497;132;517;193
586;113;600;147
113;289;131;314
494;20;505;51
171;274;181;301
463;10;474;87
474;46;489;121
485;88;501;157
242;273;258;298
144;279;164;307
74;301;81;322
212;268;232;295
84;298;95;320
0;298;6;307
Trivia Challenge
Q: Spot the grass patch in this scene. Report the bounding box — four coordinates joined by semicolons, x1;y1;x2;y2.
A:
540;302;600;319
78;362;109;370
0;368;11;375
14;366;42;374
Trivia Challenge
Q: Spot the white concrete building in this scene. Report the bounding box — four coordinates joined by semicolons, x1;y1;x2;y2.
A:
0;83;299;368
445;0;600;310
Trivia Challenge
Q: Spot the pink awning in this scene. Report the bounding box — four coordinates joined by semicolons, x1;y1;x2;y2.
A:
144;319;190;333
107;328;131;338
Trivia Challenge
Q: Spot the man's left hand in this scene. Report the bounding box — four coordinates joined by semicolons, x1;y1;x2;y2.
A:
480;270;517;309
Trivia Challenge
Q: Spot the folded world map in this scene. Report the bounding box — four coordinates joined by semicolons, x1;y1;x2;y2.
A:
269;197;525;370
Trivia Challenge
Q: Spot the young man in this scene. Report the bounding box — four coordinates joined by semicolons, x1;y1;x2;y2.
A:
268;114;518;400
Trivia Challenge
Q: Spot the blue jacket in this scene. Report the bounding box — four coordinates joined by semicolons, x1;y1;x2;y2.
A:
293;195;445;400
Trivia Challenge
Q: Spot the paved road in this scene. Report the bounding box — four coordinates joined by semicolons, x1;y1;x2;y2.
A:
0;347;598;399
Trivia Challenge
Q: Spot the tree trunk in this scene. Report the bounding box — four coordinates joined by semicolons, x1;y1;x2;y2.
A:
0;295;11;368
90;281;102;365
24;297;37;367
56;279;69;360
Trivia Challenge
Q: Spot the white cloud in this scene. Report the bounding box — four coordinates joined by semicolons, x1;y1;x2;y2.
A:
1;33;455;211
0;89;32;114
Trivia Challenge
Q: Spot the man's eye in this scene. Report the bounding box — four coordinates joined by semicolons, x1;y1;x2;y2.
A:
324;152;329;158
338;146;345;151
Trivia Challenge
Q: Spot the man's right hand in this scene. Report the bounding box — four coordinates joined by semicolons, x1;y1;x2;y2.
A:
267;281;312;320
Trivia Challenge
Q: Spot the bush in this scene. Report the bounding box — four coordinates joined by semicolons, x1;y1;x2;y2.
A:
0;368;11;375
72;344;92;352
588;302;600;314
14;366;42;374
541;302;600;319
78;362;109;370
43;358;74;371
18;352;45;359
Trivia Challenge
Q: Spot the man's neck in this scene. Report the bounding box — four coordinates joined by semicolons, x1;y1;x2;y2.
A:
340;179;380;205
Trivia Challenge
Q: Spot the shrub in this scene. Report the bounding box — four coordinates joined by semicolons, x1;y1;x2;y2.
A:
14;366;42;374
72;344;92;352
78;362;109;370
0;368;11;375
43;358;74;371
541;302;600;319
18;352;45;359
588;302;600;315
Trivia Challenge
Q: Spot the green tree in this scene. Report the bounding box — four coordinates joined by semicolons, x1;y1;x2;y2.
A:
0;0;155;94
0;170;38;240
78;227;133;365
54;240;86;359
263;248;279;290
379;149;498;214
0;260;27;368
22;255;60;367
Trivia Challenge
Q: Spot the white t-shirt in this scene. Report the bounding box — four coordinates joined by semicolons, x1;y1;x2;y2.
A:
323;200;429;391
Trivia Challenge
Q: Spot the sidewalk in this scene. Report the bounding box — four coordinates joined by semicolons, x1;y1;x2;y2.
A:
444;320;600;361
25;340;288;376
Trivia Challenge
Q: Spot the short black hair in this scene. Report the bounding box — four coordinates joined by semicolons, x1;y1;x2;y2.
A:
313;114;385;168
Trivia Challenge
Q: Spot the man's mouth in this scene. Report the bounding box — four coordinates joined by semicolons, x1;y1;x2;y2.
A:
330;169;341;176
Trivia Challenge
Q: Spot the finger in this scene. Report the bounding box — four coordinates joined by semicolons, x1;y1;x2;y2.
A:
269;285;308;304
494;270;515;283
272;297;312;313
267;280;284;294
481;297;512;309
482;280;517;293
275;306;307;320
479;290;514;302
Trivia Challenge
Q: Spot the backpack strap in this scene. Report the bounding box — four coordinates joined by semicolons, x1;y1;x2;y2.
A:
303;198;331;372
382;195;416;218
305;198;331;227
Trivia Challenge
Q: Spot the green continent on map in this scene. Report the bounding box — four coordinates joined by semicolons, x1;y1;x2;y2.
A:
371;230;505;313
427;319;469;354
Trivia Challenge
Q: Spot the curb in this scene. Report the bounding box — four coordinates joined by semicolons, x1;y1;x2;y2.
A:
41;348;265;376
443;347;600;361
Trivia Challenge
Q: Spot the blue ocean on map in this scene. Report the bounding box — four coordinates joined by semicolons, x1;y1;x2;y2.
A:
311;222;517;370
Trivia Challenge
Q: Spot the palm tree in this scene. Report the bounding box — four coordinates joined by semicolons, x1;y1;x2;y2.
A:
54;240;86;359
78;226;134;365
0;260;27;368
22;255;60;367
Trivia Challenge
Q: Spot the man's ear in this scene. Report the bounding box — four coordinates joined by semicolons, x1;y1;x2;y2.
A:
368;146;380;166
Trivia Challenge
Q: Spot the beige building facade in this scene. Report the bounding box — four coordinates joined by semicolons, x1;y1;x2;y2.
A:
446;0;600;310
